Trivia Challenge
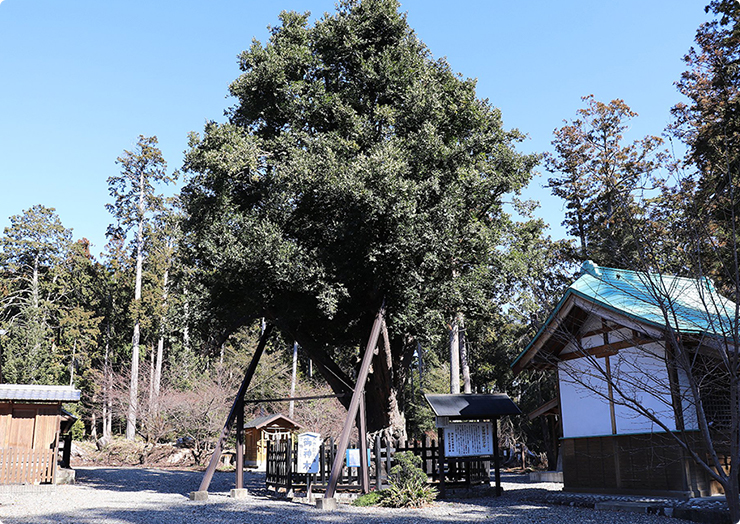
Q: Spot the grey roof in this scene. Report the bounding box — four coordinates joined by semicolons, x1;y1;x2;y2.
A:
0;384;81;402
425;394;521;419
244;413;302;430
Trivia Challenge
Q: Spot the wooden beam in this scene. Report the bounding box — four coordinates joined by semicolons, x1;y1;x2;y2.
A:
242;393;349;403
512;298;576;375
527;398;559;421
324;303;385;501
558;337;658;361
197;324;273;493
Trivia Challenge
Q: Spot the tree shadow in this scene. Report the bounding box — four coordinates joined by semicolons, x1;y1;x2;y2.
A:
75;467;264;495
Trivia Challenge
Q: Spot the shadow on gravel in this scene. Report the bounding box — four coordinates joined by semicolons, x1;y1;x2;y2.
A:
75;467;263;495
6;469;671;524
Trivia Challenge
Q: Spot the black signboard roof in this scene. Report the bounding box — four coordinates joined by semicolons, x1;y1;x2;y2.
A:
425;393;521;419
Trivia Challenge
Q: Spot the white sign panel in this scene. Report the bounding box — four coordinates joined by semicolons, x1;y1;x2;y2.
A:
296;432;321;474
443;422;493;457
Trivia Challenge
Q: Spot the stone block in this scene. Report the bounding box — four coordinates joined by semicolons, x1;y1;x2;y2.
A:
315;497;337;511
189;491;208;501
230;488;248;499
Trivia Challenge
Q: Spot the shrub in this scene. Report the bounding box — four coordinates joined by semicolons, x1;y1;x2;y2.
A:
381;451;437;508
352;490;384;506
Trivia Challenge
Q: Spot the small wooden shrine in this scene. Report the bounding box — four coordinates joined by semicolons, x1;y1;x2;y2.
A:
244;413;302;471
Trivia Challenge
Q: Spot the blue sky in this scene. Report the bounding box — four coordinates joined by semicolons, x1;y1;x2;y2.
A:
0;1;710;256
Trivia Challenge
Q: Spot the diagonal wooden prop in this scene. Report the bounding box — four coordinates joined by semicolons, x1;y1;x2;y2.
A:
198;324;274;493
324;302;385;499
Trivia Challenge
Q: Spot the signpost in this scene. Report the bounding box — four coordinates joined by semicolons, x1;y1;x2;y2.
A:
297;432;321;501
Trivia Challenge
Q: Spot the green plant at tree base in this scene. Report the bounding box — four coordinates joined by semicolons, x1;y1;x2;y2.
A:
381;451;437;508
351;490;384;507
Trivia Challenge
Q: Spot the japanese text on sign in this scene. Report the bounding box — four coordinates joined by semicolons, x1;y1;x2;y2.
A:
443;422;493;457
297;432;321;473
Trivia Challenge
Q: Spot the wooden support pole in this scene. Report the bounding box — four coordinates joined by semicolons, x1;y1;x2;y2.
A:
324;303;385;501
493;417;501;496
438;427;446;498
236;396;244;490
197;324;273;493
358;390;369;493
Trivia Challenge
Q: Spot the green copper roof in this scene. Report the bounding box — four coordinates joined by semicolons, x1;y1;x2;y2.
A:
572;262;736;335
511;261;739;372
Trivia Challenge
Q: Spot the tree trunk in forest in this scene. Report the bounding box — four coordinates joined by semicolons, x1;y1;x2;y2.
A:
459;316;471;394
449;314;461;394
126;320;140;440
149;344;155;404
289;341;297;419
103;329;111;439
126;172;145;441
154;261;168;405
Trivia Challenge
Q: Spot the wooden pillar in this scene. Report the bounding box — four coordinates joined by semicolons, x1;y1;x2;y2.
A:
358;391;370;493
324;304;385;500
197;325;273;493
236;397;244;490
493;417;501;496
437;427;446;498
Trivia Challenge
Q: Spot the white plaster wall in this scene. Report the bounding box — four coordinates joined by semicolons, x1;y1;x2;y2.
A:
558;341;679;438
610;342;677;434
558;358;613;438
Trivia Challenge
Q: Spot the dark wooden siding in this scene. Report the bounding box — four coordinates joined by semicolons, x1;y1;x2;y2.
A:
562;432;714;496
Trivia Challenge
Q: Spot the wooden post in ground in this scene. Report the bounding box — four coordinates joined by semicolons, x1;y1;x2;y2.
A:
191;325;273;499
493;417;501;496
236;396;244;490
437;427;446;498
319;303;385;508
358;390;369;493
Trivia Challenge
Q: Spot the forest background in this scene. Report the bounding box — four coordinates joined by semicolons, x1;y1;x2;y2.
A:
0;0;737;473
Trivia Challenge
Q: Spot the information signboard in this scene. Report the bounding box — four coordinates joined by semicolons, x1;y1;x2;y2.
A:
443;422;493;457
296;432;321;474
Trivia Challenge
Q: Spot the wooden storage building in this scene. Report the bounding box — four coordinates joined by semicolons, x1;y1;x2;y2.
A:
0;384;80;485
512;261;737;498
244;414;302;471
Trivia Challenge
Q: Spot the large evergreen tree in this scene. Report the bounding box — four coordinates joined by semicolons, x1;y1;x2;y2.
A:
107;135;176;440
181;0;537;434
0;205;72;383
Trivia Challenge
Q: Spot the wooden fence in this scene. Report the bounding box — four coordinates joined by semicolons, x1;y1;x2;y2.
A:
266;435;489;494
0;447;55;485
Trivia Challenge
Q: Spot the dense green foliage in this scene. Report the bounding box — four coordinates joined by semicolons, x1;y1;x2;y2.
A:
181;0;539;432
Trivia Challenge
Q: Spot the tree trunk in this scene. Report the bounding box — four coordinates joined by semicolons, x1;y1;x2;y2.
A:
449;314;461;394
126;173;145;441
154;262;168;404
459;316;471;394
103;328;111;440
289;324;407;437
149;343;155;404
126;320;140;440
289;341;298;419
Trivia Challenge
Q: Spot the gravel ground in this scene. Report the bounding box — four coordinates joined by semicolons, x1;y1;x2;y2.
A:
0;468;679;524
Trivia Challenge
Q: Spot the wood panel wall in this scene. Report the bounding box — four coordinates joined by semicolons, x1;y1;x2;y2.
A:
562;432;713;497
